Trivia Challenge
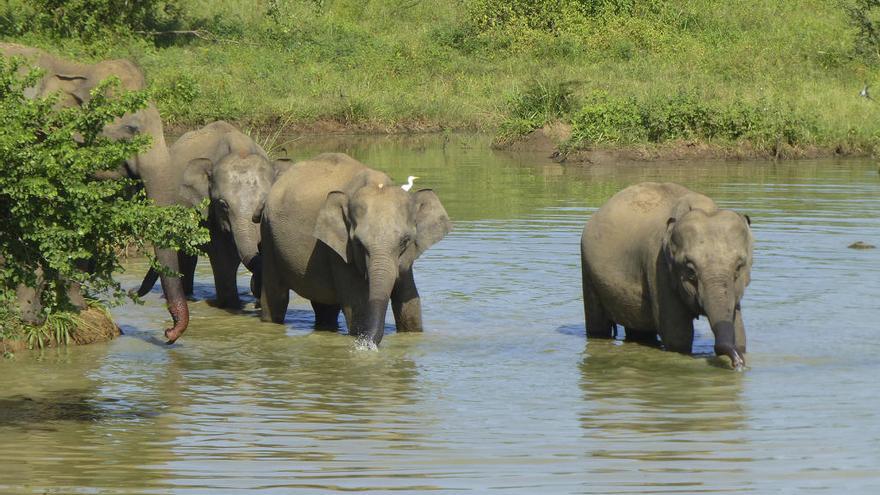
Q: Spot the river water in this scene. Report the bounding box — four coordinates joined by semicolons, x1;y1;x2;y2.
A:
1;135;879;494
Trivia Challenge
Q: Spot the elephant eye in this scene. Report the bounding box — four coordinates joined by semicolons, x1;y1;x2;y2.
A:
684;263;697;282
734;260;746;278
399;237;411;254
218;199;229;211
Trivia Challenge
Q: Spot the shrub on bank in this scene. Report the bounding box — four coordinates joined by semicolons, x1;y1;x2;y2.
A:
566;91;821;151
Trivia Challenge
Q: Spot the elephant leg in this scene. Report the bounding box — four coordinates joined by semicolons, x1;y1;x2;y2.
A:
341;304;365;336
330;261;369;337
582;268;615;338
391;269;422;332
207;240;241;309
259;243;288;323
658;311;695;354
311;301;341;330
338;299;371;337
734;304;747;355
179;251;198;297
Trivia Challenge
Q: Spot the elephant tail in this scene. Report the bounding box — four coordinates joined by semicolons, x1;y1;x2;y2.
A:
136;266;160;297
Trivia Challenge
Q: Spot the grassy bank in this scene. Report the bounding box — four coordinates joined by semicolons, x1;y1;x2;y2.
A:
2;0;880;156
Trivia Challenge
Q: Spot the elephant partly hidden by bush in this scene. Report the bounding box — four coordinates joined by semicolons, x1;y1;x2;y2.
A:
1;43;191;342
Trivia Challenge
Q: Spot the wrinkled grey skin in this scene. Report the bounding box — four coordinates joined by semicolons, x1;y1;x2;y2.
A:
257;153;452;345
136;121;273;308
1;43;189;342
580;182;753;369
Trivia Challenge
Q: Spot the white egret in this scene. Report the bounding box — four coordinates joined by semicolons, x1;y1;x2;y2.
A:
401;175;419;192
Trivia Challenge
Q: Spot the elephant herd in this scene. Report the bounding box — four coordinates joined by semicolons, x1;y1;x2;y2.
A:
2;45;754;368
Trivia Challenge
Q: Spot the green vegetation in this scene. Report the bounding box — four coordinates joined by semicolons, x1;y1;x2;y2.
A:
0;56;207;345
1;0;880;154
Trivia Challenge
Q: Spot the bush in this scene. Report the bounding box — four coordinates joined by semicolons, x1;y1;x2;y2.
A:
0;55;207;322
568;91;820;148
497;78;578;142
569;91;644;144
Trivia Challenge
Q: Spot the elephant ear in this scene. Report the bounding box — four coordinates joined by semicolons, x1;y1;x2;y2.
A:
179;158;214;209
402;189;452;267
272;158;294;180
314;191;351;263
662;217;679;267
53;73;91;105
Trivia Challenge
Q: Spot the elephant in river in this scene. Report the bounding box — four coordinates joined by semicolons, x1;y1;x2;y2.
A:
256;153;452;345
1;43;190;341
580;182;753;369
136;121;274;308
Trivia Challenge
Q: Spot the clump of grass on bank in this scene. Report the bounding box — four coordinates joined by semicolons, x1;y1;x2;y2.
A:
1;304;119;356
2;0;880;154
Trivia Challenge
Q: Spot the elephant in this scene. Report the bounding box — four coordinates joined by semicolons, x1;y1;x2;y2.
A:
256;153;452;345
135;121;274;308
1;43;190;342
580;182;753;369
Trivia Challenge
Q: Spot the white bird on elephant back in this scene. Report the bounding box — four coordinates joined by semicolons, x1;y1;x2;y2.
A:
401;175;419;191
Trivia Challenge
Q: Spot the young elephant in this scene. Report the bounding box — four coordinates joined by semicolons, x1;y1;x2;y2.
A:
136;121;273;307
580;182;753;369
256;153;452;345
182;153;275;308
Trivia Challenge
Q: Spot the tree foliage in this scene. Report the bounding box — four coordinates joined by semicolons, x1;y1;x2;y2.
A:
0;55;207;321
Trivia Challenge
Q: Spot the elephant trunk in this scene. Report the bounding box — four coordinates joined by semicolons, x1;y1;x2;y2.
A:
232;223;261;273
233;221;263;299
701;273;745;370
136;107;189;344
362;254;398;345
155;246;189;344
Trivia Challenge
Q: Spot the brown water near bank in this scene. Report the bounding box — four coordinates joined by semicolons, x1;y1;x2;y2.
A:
1;134;878;494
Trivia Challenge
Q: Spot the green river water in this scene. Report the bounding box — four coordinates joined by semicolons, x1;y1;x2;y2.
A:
1;135;879;493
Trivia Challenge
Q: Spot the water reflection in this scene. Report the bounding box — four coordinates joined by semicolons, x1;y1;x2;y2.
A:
580;341;746;435
579;340;752;492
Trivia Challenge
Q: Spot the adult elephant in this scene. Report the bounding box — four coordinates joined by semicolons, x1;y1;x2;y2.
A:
256;153;452;345
1;43;189;342
580;182;753;369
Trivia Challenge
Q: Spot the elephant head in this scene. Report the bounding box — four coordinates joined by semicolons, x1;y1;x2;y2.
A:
663;207;753;368
181;153;274;276
314;180;451;344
